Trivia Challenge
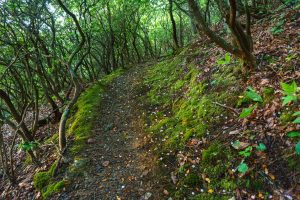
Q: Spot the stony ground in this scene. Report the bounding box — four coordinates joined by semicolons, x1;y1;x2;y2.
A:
62;64;164;200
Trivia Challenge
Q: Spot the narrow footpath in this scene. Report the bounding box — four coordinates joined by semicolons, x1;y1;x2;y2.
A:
64;64;164;200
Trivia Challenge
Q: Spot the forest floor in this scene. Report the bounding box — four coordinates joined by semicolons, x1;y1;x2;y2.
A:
1;6;299;200
61;63;165;200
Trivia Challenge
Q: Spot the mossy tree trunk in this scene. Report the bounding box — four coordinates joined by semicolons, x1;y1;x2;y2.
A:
168;0;180;50
56;0;86;152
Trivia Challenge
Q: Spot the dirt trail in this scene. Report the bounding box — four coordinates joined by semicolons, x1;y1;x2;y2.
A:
63;64;162;200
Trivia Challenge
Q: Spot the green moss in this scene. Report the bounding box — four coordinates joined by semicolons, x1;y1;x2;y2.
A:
144;46;244;197
262;87;275;104
45;133;59;144
279;111;294;124
24;154;32;166
287;154;300;172
202;142;233;182
34;171;51;190
184;173;201;187
33;161;58;191
42;180;65;199
182;129;194;142
174;188;185;199
244;177;264;191
191;193;231;200
219;179;237;191
172;79;185;92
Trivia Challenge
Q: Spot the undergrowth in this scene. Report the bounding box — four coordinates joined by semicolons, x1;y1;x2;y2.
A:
144;45;248;199
33;69;123;199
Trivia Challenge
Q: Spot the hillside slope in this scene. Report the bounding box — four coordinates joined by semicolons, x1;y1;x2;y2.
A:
142;7;299;199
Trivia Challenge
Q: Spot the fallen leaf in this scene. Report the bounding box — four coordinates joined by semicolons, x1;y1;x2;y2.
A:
205;178;211;183
87;138;96;144
163;189;169;195
229;130;240;135
269;173;275;180
102;161;110;167
260;79;269;85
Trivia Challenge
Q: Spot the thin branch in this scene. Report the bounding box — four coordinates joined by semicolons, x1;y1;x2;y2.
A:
213;101;239;115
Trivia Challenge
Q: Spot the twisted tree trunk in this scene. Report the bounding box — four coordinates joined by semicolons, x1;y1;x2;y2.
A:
187;0;256;69
56;0;86;152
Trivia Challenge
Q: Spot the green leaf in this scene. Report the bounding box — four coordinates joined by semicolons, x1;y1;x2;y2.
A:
225;53;231;63
217;53;231;65
287;131;300;138
292;111;300;116
292;117;300;124
256;143;266;151
280;81;297;95
231;140;241;150
237;162;249;173
296;142;300;155
282;95;297;106
246;87;263;102
239;146;252;157
239;104;257;119
19;141;38;152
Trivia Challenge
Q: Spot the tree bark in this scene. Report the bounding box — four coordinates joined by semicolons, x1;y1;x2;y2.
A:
56;0;86;152
187;0;256;68
168;0;179;49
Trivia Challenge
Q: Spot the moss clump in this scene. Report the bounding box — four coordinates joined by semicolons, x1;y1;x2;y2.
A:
279;111;294;124
201;141;234;190
42;180;65;199
144;45;241;154
191;193;231;200
262;87;275;104
242;176;265;191
34;171;51;191
184;173;201;187
45;133;59;144
202;142;231;164
33;161;57;191
287;154;300;172
144;46;244;197
24;154;33;166
219;179;237;191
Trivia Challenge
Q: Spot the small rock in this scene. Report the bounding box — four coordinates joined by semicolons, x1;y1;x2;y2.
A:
229;130;239;135
35;192;41;199
163;189;169;196
87;138;96;144
141;170;149;177
142;192;152;200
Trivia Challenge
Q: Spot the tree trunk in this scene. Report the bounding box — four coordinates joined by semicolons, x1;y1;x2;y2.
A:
56;0;86;152
168;0;179;49
187;0;256;69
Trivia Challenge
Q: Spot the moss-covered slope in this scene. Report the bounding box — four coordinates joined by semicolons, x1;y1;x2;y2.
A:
143;43;261;199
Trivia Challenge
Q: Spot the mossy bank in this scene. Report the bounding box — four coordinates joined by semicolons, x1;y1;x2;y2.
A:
143;43;269;199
